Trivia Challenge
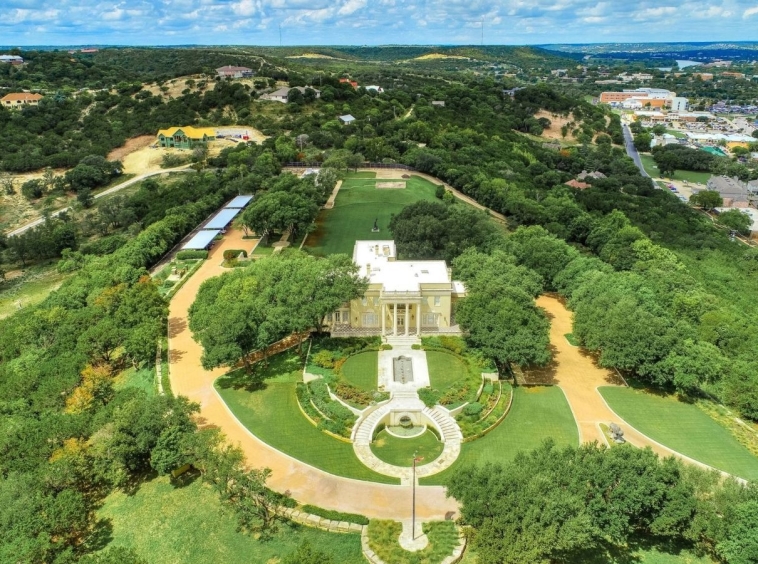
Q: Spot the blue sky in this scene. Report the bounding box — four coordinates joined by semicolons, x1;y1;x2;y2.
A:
2;0;758;46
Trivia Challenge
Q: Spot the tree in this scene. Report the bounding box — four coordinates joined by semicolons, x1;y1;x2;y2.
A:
717;209;752;236
717;500;758;564
240;190;318;238
21;179;45;199
689;190;723;211
633;132;652;152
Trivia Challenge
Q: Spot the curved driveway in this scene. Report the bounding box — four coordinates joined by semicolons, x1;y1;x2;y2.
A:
167;228;458;520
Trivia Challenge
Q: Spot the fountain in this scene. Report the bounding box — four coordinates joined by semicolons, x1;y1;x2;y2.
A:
393;355;414;384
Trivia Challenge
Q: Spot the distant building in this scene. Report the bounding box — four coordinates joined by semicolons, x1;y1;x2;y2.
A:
670;97;688;112
260;86;320;103
714;207;758;237
693;73;713;81
704;176;751;207
600;88;676;109
80;48;99;54
1;92;43;109
365;85;384;93
551;69;568;76
722;72;745;79
0;55;23;65
339;78;359;89
565;179;591;190
431;101;445;107
216;65;254;79
339;114;356;125
503;87;525;98
577;170;607;181
156;126;216;149
617;72;653;82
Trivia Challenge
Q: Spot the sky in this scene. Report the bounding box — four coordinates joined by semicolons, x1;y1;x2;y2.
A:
2;0;758;46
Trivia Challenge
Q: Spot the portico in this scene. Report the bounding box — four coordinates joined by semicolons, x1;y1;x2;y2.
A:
380;297;422;337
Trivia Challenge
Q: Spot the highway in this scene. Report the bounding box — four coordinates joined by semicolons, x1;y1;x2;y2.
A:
6;167;193;237
622;123;649;178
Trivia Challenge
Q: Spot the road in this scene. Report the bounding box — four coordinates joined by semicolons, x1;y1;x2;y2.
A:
6;167;193;237
622;123;649;178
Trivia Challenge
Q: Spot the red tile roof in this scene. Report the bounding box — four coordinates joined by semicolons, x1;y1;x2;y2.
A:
1;93;43;103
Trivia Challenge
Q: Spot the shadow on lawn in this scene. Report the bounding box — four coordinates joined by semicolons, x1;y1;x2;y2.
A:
569;536;702;564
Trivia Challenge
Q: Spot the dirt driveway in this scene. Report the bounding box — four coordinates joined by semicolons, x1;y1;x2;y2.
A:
167;229;458;520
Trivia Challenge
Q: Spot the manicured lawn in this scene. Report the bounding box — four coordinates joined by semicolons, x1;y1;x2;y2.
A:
426;351;469;391
367;520;459;564
421;386;579;485
599;387;758;481
95;474;364;564
341;351;378;392
304;173;439;256
639;154;711;185
665;129;687;139
370;429;444;467
215;349;398;484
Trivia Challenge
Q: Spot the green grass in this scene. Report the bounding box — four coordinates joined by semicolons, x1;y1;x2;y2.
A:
215;349;399;484
367;520;459;564
95;474;364;564
426;351;469;391
341;351;378;392
304;173;439;256
0;262;69;319
421;386;579;485
639;154;711;185
370;429;444;467
114;365;157;396
564;333;579;346
599;386;758;481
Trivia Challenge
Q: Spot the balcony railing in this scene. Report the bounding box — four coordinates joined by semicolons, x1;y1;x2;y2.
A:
380;290;422;300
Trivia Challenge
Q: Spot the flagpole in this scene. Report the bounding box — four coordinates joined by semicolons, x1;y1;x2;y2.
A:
412;451;416;540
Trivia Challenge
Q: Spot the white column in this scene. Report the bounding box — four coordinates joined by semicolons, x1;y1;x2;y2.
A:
381;303;386;336
416;303;421;336
393;303;398;336
405;303;409;336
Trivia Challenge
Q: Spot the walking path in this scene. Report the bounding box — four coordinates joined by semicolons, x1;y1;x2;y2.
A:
167;228;458;520
6;167;193;237
534;295;744;478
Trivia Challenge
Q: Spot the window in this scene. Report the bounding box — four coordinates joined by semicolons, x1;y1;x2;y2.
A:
361;297;368;306
434;296;441;306
423;313;438;326
373;297;379;306
334;312;340;322
362;313;378;326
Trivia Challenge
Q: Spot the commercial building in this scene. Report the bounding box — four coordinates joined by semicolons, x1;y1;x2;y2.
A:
0;55;23;65
156;126;216;149
600;88;676;109
1;92;42;109
670;97;689;112
216;65;254;79
327;241;466;336
703;176;752;207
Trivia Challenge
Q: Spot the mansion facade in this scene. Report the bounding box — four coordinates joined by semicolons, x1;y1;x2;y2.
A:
328;241;466;336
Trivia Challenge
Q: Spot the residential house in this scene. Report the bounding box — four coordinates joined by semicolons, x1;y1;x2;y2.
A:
339;78;359;89
577;170;607;181
260;86;320;103
0;55;23;65
156;126;216;149
327;241;465;336
216;65;254;79
565;179;591;190
365;85;384;93
1;92;43;109
339;114;356;125
431;101;445;107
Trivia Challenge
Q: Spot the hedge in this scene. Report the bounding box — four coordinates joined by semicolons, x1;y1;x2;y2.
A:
300;505;369;526
176;250;209;260
223;249;248;261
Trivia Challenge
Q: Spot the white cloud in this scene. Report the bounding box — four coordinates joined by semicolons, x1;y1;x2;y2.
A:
232;0;256;16
338;0;366;16
744;5;758;17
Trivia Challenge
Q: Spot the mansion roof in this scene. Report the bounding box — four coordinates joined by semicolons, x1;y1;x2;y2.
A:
353;240;453;293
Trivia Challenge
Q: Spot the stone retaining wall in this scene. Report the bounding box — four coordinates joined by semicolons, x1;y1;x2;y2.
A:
280;507;366;535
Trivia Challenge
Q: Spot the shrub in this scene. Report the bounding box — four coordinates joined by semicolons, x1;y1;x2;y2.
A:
380;344;393;350
301;505;369;526
312;350;336;369
161;153;190;168
80;234;129;256
223;249;248;261
334;380;373;406
463;402;484;417
418;387;441;408
176;250;208;260
435;185;446;199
